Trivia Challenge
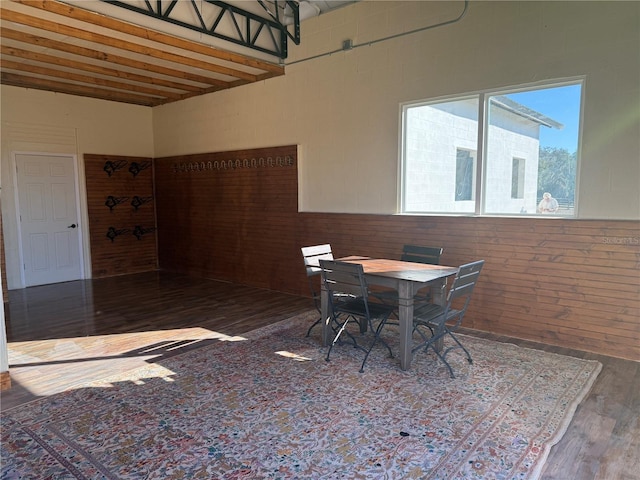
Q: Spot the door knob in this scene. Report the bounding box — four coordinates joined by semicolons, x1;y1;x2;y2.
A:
67;223;77;229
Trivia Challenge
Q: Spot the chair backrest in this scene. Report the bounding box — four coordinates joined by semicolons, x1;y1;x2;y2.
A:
446;259;485;315
301;244;334;277
319;260;368;300
401;245;444;265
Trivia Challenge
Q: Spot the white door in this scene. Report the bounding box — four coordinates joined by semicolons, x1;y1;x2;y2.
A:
15;153;83;287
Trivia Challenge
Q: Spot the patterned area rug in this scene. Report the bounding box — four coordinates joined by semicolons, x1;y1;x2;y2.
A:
1;311;601;480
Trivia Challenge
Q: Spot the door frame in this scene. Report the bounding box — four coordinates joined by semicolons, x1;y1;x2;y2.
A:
11;151;86;288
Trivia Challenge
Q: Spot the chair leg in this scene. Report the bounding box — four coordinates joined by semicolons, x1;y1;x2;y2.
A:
411;326;440;356
359;335;378;373
421;331;471;379
305;316;321;337
375;320;394;359
412;323;434;345
447;330;473;364
412;329;458;377
325;316;359;362
359;317;393;373
431;345;456;379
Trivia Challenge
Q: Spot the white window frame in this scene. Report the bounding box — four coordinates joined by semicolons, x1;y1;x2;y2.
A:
399;78;584;217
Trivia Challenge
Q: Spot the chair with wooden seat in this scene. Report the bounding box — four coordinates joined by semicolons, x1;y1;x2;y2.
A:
301;244;335;337
412;259;485;378
320;259;395;373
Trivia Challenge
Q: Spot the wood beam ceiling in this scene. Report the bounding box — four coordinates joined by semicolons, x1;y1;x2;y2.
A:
0;0;285;106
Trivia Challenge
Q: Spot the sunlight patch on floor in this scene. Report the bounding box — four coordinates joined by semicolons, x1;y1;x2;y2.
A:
6;326;247;397
275;351;313;361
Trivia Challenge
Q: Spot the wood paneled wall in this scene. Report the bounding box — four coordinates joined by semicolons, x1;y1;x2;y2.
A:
299;214;639;362
154;146;639;361
154;145;298;291
84;154;157;278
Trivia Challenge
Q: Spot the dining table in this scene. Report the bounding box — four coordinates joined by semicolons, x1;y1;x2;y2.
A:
320;257;459;371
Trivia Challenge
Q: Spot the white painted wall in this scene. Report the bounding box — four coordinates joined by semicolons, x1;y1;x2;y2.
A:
0;88;154;289
150;0;639;220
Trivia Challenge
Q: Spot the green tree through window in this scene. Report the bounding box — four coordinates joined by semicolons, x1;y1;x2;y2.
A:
538;147;577;200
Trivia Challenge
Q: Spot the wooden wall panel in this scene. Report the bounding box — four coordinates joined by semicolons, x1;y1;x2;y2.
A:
84;154;157;278
154;145;299;292
154;146;639;362
299;214;639;362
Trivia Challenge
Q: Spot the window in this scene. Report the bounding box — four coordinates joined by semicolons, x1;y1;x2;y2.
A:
401;80;582;216
511;157;525;199
456;149;475;201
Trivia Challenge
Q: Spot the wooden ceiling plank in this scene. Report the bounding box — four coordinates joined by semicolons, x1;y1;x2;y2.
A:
0;7;260;82
13;0;284;76
1;71;160;106
1;0;288;105
0;27;231;88
1;58;183;98
1;44;204;93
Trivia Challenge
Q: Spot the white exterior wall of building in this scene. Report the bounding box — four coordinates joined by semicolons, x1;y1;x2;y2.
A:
484;109;541;214
404;101;541;214
404;100;478;213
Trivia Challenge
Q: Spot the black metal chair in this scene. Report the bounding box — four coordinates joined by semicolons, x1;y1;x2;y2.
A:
373;244;444;309
412;259;485;378
301;244;335;337
400;244;443;265
401;245;444;303
319;260;395;373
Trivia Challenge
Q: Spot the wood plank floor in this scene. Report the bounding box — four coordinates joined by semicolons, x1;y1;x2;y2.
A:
1;271;638;480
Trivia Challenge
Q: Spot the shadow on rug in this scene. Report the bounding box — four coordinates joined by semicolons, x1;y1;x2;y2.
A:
1;311;602;479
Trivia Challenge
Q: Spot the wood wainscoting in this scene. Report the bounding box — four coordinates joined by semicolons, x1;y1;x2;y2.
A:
295;214;639;362
154;145;299;291
154;147;639;361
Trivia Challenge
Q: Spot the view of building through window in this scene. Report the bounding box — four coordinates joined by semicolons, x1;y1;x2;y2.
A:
401;81;582;216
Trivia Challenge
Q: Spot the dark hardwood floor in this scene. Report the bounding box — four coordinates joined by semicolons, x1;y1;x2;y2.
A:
1;271;312;410
1;271;638;480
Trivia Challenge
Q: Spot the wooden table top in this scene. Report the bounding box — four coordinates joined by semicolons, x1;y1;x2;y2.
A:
339;257;458;283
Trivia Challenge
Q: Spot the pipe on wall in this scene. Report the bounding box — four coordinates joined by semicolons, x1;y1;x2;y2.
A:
285;0;469;66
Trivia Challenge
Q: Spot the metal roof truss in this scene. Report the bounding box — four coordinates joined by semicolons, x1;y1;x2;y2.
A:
102;0;300;59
